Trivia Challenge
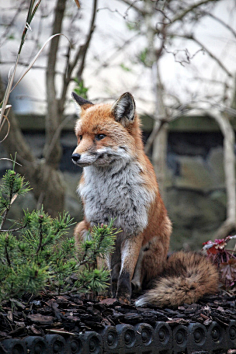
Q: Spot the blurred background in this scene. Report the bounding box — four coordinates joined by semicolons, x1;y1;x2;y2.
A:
0;0;236;250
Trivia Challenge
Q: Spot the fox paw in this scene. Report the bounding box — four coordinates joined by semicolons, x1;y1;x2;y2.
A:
116;285;131;304
131;279;142;294
117;294;131;305
116;271;131;304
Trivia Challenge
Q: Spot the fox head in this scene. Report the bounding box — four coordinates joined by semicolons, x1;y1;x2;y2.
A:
72;92;142;167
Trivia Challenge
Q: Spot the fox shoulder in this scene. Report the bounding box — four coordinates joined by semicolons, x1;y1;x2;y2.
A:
135;251;219;308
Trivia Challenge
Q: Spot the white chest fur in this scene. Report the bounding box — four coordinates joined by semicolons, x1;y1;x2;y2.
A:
79;161;154;236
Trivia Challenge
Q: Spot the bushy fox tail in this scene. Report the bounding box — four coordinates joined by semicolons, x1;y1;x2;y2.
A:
135;251;219;308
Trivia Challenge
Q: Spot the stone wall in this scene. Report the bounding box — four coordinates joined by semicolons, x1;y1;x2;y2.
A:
165;132;227;250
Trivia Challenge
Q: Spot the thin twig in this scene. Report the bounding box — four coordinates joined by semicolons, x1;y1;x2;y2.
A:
144;119;166;154
202;11;236;38
0;209;9;231
0;225;26;233
36;220;43;256
120;0;148;16
163;46;203;66
58;0;98;128
44;115;75;162
170;33;233;78
0;0;26;47
170;0;217;24
61;0;98;100
5;235;11;267
0;61;64;74
92;32;140;75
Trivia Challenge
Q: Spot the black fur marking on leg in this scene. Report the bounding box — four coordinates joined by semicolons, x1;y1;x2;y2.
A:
116;270;131;303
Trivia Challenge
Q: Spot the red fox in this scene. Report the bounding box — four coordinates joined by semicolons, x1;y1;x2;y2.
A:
71;91;219;307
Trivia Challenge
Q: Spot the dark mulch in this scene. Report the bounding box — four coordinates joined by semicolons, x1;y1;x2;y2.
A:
0;292;236;340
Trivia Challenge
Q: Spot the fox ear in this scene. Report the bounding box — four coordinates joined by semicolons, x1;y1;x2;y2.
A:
111;92;136;126
72;92;93;110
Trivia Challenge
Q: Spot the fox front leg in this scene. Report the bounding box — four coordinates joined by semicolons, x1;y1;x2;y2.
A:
75;220;113;278
116;235;143;304
132;249;144;293
74;220;90;250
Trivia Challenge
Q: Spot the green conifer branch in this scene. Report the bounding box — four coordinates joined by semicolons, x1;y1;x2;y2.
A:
0;168;118;303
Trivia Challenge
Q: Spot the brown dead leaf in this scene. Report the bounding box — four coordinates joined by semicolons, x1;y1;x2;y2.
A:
10;298;26;309
56;296;69;303
14;322;25;327
74;0;80;9
99;298;117;306
0;331;10;339
203;318;212;326
10;194;18;205
27;324;42;335
7;311;13;322
45;299;57;307
66;316;81;322
27;314;54;325
0;113;11;143
220;259;236;287
167;318;190;325
46;329;75;336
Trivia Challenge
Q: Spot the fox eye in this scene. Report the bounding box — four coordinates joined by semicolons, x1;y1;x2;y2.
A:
78;135;82;141
95;134;106;141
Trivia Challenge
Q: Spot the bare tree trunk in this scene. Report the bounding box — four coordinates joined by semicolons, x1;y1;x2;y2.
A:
0;1;67;217
0;112;65;218
143;0;155;66
0;0;99;217
44;0;67;168
152;62;168;199
212;110;236;238
0;80;65;218
142;0;168;198
30;163;65;217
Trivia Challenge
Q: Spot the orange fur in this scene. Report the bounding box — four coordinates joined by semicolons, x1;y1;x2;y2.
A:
72;92;219;307
136;252;219;307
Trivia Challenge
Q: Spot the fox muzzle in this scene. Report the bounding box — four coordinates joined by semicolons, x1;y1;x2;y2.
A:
72;153;81;164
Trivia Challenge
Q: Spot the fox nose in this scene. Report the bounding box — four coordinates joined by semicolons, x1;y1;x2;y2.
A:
72;153;81;163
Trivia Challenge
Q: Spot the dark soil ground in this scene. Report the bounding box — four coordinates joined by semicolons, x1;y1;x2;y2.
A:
0;292;235;340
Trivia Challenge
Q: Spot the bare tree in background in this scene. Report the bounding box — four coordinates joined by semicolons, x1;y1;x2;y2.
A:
0;0;98;216
118;0;236;237
120;0;233;188
207;83;236;239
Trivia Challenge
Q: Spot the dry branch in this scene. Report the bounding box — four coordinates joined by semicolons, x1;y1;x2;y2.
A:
171;33;233;78
170;0;217;24
203;11;236;38
76;0;98;81
212;110;236;239
44;0;67;167
59;0;98;111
